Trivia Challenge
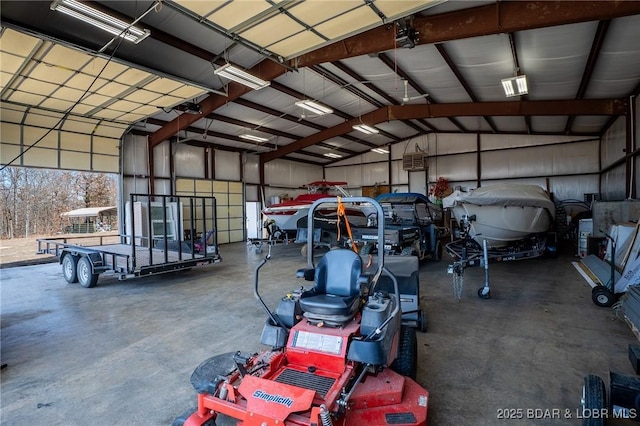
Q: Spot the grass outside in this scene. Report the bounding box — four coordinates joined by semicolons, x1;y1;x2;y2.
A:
0;232;119;268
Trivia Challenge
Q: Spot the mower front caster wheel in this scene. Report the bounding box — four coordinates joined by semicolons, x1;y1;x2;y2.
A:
592;286;614;308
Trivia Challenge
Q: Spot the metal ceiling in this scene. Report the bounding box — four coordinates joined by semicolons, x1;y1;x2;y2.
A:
1;0;640;167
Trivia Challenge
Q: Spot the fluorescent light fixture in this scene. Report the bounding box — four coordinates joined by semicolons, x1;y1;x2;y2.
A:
214;63;270;90
352;124;379;135
295;100;333;115
324;153;342;159
240;134;269;143
50;0;150;44
501;75;528;97
372;147;389;154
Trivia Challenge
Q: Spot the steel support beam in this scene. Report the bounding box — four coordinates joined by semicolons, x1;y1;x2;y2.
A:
262;99;627;162
287;1;640;68
149;60;287;147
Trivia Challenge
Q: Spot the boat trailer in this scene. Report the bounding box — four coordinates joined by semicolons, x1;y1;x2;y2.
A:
446;215;555;301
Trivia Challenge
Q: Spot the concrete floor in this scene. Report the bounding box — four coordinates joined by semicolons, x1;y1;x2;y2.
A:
1;241;637;425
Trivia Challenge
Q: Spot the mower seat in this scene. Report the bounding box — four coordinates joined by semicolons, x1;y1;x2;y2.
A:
299;249;369;323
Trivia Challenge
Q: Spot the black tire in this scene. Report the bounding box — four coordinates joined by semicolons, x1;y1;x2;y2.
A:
418;309;428;333
77;257;99;288
592;286;614;308
390;326;417;380
478;287;491;299
62;254;79;283
172;408;216;426
581;374;606;426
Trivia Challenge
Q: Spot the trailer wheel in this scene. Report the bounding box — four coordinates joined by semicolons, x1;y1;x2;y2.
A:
172;408;217;426
62;254;79;283
592;286;614;308
390;326;417;380
581;374;606;426
77;257;98;288
418;309;428;333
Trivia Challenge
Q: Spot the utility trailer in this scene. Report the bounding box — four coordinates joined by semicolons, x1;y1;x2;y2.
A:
38;194;222;288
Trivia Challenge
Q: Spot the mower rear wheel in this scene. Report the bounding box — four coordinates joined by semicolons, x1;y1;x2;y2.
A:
581;374;606;426
390;326;417;380
172;408;216;426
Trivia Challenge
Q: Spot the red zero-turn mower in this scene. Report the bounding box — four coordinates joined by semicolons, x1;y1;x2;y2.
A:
174;197;429;426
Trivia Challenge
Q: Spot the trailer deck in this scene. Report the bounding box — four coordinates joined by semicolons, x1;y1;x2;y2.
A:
37;194;222;287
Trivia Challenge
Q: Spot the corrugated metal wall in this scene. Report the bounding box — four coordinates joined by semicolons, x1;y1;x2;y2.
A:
601;115;628;200
328;133;602;203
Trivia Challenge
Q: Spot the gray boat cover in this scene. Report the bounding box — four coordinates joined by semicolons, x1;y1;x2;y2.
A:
442;183;555;217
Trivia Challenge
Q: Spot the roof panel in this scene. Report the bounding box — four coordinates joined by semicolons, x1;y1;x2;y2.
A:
42;44;92;70
0;28;41;57
530;116;568;134
314;6;379;40
242;14;305;49
587;15;640;98
519;21;598;101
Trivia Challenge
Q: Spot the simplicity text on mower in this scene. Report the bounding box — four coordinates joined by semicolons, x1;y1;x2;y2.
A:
175;197;429;426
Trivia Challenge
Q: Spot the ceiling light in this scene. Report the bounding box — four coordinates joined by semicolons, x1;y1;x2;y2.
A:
352;124;379;135
214;63;270;90
240;134;269;143
501;75;528;97
324;153;342;159
295;100;333;116
50;0;150;44
372;147;389;154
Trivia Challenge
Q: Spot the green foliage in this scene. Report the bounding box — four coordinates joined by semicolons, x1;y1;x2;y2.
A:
0;167;117;238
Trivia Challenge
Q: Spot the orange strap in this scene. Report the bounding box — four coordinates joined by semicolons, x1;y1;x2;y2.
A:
337;197;358;254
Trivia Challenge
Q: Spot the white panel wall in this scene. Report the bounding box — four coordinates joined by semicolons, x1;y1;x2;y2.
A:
174;143;205;179
264;159;323;186
429;153;476;182
602;164;626;200
601;117;626;169
154;141;172;179
481;134;589;150
122;134;148;176
263;158;323;202
243;153;260;184
601;115;627;200
215;150;241;181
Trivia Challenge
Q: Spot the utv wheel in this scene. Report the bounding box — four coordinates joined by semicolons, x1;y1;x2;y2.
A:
581;374;606;426
172;408;216;426
391;326;417;380
62;254;79;283
418;309;428;333
77;257;99;288
592;286;614;308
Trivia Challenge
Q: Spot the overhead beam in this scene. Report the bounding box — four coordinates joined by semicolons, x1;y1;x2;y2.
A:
262;99;627;161
287;1;640;68
149;59;287;147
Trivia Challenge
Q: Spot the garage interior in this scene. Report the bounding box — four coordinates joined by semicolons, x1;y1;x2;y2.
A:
1;1;640;425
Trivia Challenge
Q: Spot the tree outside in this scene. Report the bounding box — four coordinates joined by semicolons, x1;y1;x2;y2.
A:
0;167;118;239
